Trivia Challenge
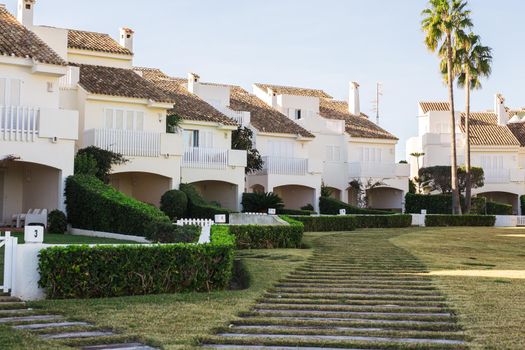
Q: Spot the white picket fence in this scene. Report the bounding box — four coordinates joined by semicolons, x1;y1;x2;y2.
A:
0;232;18;293
243;212;268;216
517;216;525;227
175;218;214;227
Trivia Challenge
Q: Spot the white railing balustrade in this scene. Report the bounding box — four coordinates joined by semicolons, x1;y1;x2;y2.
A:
257;156;309;176
176;218;214;227
209;102;251;126
58;66;80;89
243;212;268;216
348;162;396;178
517;216;525;227
484;169;511;184
0;232;18;293
182;147;229;169
85;129;161;157
0;106;39;142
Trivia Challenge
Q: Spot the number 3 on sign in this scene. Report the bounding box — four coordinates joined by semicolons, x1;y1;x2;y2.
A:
34;229;38;238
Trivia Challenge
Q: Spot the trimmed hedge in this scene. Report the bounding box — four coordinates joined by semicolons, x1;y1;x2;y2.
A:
470;197;487;215
214;216;304;249
425;215;496;227
47;210;67;234
290;214;412;232
160;190;188;220
180;183;231;220
277;208;316;216
38;227;236;299
145;221;201;243
290;215;357;232
486;201;513;215
405;193;453;214
319;197;391;215
353;215;412;229
65;175;170;237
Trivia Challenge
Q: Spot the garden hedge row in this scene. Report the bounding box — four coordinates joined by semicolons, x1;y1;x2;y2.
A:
319;197;391;215
38;226;236;299
486;201;513;215
277;208;316;216
65;175;170;237
425;215;496;227
180;183;232;220
213;216;304;249
290;214;412;232
405;193;454;214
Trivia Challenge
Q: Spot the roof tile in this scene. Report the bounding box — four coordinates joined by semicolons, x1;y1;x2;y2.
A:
254;83;332;99
68;29;132;55
460;112;520;146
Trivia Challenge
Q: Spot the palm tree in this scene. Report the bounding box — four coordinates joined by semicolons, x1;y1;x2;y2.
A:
456;33;492;213
422;0;472;214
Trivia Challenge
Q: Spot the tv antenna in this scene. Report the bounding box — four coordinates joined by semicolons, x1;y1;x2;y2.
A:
371;82;383;125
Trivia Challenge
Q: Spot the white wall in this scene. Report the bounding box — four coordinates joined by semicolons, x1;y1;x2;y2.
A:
32;26;69;60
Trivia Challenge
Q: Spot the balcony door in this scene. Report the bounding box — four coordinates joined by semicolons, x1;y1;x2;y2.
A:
268;140;294;158
0;78;21;106
183;129;214;149
104;108;144;131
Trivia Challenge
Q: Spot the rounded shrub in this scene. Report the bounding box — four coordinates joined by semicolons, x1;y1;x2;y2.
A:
48;210;67;234
160;190;188;220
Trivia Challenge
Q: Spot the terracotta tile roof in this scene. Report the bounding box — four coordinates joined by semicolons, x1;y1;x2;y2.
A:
134;67;237;126
77;64;173;103
254;83;332;99
229;86;314;138
320;99;398;140
68;29;132;55
0;7;65;65
507;122;525;147
460;112;520;146
419;101;451;113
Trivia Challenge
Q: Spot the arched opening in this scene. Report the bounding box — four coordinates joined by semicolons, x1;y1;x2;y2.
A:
476;191;520;215
366;187;404;212
109;172;171;208
347;187;359;206
251;184;265;193
0;161;60;226
191;180;239;210
273;185;315;210
327;187;341;201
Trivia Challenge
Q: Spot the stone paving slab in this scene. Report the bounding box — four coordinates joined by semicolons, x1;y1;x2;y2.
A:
39;330;115;340
14;321;92;330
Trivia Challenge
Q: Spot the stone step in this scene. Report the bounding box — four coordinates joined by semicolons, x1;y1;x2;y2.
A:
0;296;21;302
275;283;437;290
252;308;453;318
0;308;35;315
0;314;63;324
264;292;447;301
82;343;158;350
241;314;458;325
269;287;442;296
39;330;114;340
255;303;449;313
203;346;365;350
13;321;92;330
259;298;450;307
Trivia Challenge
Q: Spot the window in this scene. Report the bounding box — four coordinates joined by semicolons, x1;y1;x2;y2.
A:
480;155;504;169
326;146;341;162
104;108;144;131
359;147;383;163
294;109;302;120
183;129;214;149
0;78;21;106
268;140;294;158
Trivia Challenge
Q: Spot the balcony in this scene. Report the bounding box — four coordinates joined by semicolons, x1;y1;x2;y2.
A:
255;156;310;176
348;162;409;179
83;129;181;158
209;102;251;127
484;169;511;184
422;132;464;146
1;105;78;142
182;147;247;169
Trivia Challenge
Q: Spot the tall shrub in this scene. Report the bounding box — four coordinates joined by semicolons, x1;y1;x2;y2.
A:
160;190;188;220
180;183;231;219
241;192;284;213
319;197;391;215
76;146;127;183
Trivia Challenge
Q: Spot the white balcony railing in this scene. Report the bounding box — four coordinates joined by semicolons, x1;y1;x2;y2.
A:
84;129;161;157
58;66;80;89
348;162;400;179
257;156;309;176
182;147;229;169
0;106;39;142
484;169;511;184
209;102;251;127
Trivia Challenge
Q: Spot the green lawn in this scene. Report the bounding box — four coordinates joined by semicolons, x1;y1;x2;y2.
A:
390;226;525;350
1;227;524;349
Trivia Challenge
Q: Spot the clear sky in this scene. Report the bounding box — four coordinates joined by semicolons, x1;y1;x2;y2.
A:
6;0;525;159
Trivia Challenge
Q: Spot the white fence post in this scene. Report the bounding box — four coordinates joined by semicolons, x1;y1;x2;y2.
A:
2;231;17;294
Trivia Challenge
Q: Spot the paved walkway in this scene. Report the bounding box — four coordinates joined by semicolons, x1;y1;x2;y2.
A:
202;232;468;349
0;295;157;349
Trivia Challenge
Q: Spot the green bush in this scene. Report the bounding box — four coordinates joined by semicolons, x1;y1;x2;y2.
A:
353;215;413;229
521;195;525;215
470;197;487;215
47;210;67;234
180;183;231;220
160;190;188;220
486;201;513;215
405;193;454;214
145;221;200;243
215;216;303;249
319;197;391;215
301;204;315;211
425;215;495;227
38;228;235;299
277;208;315;216
65;175;170;237
76;146;127;183
290;215;357;232
241;192;284;213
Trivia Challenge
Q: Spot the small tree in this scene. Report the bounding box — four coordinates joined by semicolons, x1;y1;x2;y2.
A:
166;114;182;133
320;181;334;198
349;178;386;209
75;146;127;183
232;127;263;174
419;165;484;194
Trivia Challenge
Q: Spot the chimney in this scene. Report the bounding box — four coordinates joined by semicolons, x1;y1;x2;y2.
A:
495;93;509;125
119;27;134;52
187;72;200;94
349;81;360;116
17;0;35;28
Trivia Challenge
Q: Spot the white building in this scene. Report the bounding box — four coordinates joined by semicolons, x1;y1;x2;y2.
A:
253;83;409;211
406;96;525;213
0;4;78;225
135;69;246;210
